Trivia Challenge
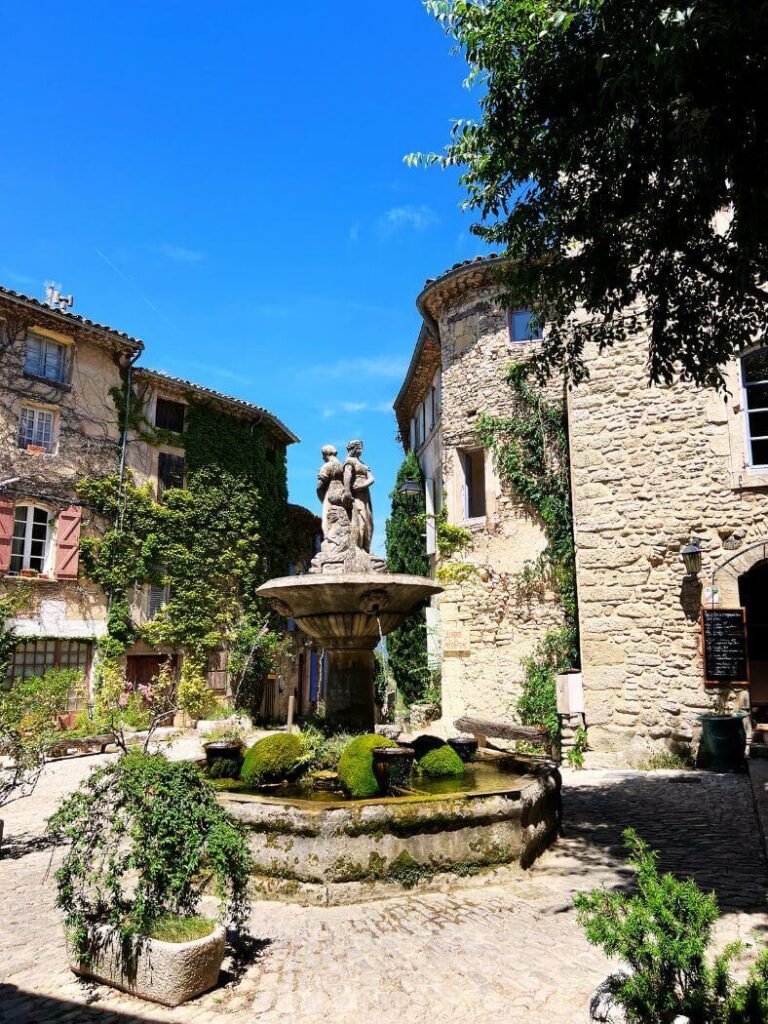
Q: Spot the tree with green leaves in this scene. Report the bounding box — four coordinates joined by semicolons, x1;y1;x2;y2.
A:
384;452;430;706
412;0;768;387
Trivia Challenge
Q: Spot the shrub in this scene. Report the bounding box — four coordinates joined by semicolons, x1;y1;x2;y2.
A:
209;758;241;780
240;732;304;787
643;746;696;771
299;725;357;773
337;734;398;798
418;744;465;779
575;828;768;1023
47;752;250;963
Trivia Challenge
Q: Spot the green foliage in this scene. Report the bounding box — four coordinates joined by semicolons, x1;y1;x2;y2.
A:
566;726;588;770
643;746;696;771
208;757;242;780
414;0;768;389
478;366;578;737
47;752;250;961
298;725;357;773
418;744;465;779
77;398;291;715
384;453;430;706
0;668;83;807
575;828;768;1023
0;590;28;680
337;733;398;798
146;915;215;943
240;732;304;787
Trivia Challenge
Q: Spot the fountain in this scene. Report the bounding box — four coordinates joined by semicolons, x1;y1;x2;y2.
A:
257;440;442;731
213;441;564;905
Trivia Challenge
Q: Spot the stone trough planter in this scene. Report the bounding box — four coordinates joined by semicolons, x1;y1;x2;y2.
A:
68;923;226;1007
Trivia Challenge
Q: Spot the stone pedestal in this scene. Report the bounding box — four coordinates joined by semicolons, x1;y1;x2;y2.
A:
325;647;376;732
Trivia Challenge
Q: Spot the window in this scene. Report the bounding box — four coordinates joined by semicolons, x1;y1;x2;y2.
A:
145;566;169;620
154;397;186;433
10;505;51;574
18;406;55;453
24;334;69;384
419;402;426;446
429;385;437;431
8;640;92;705
463;450;487;520
157;452;185;498
508;309;543;343
743;349;768;467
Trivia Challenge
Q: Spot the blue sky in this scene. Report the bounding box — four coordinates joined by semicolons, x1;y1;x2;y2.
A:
0;2;488;555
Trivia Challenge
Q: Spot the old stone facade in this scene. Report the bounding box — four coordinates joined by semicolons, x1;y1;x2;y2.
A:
0;283;310;717
395;259;565;727
395;257;768;765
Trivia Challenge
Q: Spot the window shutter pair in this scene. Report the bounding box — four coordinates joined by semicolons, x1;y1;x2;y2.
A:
0;498;13;573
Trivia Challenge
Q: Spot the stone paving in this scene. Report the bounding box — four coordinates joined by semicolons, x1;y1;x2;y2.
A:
1;756;767;1024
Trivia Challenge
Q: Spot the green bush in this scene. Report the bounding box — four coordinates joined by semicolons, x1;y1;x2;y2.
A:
209;757;241;780
299;725;357;773
47;752;250;963
337;734;398;798
418;744;464;779
575;828;768;1023
240;733;304;787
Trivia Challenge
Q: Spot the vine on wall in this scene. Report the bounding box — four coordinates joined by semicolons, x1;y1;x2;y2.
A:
78;400;291;713
477;362;579;736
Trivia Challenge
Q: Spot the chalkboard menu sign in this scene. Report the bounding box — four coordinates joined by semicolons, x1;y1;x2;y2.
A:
701;608;749;684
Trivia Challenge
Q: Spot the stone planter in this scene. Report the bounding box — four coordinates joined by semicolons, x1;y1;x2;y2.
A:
371;746;415;794
448;734;479;762
68;923;226;1007
203;740;243;769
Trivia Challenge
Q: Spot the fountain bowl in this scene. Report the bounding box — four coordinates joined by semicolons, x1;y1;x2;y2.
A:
257;572;442;731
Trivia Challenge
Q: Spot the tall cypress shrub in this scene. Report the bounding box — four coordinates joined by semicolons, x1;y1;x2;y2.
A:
384;452;430;706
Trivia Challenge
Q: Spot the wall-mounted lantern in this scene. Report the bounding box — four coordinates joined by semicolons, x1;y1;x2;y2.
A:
396;480;422;498
681;538;703;577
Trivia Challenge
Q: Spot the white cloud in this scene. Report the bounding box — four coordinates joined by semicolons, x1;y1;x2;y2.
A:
310;356;408;380
349;223;361;243
321;400;393;420
154;243;205;263
377;204;439;238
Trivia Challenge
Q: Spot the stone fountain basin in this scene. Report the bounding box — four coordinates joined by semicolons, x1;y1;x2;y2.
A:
256;572;442;645
217;756;561;906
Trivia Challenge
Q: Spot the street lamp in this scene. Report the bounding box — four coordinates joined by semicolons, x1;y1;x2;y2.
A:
681;538;703;577
396;479;422;498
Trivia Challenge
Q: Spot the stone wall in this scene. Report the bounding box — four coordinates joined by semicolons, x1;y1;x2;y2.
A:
425;284;565;726
569;333;768;765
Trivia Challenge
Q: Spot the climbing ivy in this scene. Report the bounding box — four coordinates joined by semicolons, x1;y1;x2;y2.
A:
77;400;291;714
384;452;430;706
477;362;579;735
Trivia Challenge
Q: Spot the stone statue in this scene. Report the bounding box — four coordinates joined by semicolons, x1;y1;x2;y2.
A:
309;440;385;575
343;439;374;553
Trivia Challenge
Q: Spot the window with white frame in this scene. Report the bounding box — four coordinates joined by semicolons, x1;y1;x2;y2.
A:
507;309;543;343
10;505;51;574
24;334;70;384
18;406;55;453
742;348;768;467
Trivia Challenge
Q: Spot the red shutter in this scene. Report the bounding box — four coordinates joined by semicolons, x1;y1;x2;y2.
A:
0;498;13;574
55;506;82;580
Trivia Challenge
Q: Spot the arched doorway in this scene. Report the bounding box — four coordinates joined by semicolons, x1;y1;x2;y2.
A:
738;560;768;717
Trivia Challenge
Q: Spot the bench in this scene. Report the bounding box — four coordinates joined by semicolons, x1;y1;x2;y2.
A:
46;733;114;759
454;716;553;758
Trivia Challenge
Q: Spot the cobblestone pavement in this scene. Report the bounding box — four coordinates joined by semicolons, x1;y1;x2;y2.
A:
1;758;766;1024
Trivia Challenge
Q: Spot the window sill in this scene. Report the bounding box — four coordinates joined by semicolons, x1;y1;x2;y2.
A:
462;516;487;531
3;574;60;584
732;470;768;491
23;371;72;391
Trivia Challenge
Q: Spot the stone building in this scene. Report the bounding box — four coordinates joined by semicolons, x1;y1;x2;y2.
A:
0;283;312;718
395;256;768;766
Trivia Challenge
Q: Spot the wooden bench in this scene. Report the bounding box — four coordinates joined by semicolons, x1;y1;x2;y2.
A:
454;716;553;758
47;733;114;759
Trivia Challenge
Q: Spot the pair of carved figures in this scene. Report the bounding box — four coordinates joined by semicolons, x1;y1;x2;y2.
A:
312;440;385;574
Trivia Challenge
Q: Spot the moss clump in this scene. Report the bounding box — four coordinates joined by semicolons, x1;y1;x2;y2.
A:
337;734;398;798
209;757;241;779
146;915;215;943
418;744;465;779
240;733;304;787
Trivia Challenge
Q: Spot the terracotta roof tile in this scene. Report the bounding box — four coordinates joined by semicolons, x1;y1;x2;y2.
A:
0;284;144;350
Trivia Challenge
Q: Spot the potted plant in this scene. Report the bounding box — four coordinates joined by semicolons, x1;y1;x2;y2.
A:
47;751;251;1006
203;726;244;770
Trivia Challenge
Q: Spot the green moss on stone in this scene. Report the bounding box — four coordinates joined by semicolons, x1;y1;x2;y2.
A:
337;734;398;798
240;733;304;787
418;744;465;779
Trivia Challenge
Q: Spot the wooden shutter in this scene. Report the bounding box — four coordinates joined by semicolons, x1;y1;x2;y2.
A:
55;506;82;580
0;497;14;574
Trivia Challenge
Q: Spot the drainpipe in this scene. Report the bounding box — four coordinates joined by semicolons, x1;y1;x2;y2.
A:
117;350;141;529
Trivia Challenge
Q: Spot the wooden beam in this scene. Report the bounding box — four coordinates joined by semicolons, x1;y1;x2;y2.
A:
454;716;550;745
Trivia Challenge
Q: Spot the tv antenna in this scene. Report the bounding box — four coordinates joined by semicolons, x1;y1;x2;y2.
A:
44;281;74;311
